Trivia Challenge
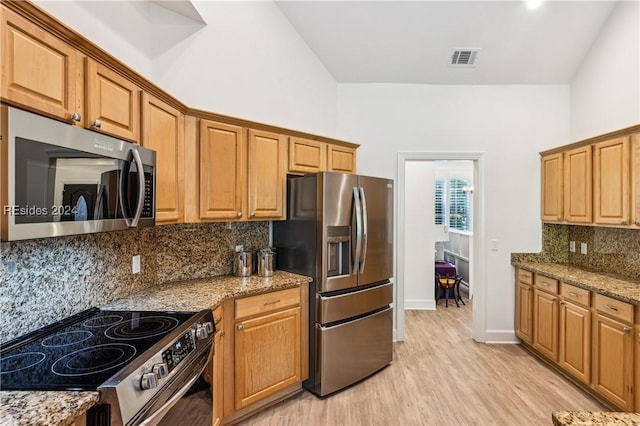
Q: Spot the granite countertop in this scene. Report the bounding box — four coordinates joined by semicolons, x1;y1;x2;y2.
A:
0;271;311;426
552;411;640;425
511;260;640;305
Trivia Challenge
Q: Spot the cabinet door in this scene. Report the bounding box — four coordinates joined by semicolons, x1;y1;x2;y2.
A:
212;326;224;426
593;137;630;226
247;129;286;220
635;324;640;413
564;146;593;223
288;137;326;174
515;281;534;344
632;134;640;227
558;301;591;384
199;120;245;220
327;144;356;174
533;289;559;361
235;306;301;409
142;93;184;224
1;7;79;122
541;153;563;222
592;314;634;411
85;58;140;142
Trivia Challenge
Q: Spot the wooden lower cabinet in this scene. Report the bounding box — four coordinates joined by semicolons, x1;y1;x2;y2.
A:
635;322;640;412
533;288;559;361
558;300;591;384
515;280;534;344
234;306;301;410
592;312;634;411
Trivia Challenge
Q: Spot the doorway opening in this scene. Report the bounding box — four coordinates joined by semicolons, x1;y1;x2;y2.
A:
395;152;486;343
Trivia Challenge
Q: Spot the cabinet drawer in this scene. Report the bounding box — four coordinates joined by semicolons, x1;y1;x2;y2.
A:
212;305;223;325
235;287;300;320
560;283;591;307
535;274;559;294
517;269;533;285
595;294;634;324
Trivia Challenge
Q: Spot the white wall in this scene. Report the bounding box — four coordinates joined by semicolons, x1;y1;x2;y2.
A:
404;161;436;309
336;84;570;340
34;0;338;137
570;1;640;142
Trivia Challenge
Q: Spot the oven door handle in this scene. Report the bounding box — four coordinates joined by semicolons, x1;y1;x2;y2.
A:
137;369;202;426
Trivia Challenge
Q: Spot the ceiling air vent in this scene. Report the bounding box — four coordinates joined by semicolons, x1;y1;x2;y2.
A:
450;49;480;67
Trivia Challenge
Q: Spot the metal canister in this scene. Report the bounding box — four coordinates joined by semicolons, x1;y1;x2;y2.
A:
233;250;253;277
257;248;275;277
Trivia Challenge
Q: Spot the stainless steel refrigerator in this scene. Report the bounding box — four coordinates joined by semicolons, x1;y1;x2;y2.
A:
273;172;393;397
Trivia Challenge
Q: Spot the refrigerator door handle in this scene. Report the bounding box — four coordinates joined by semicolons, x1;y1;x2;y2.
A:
358;187;368;273
352;187;362;276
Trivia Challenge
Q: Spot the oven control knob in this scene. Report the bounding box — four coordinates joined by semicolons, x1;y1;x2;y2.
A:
195;325;208;340
140;372;158;390
204;321;214;334
153;363;168;380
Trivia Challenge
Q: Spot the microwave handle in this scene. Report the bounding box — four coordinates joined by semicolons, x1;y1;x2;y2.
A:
129;148;145;228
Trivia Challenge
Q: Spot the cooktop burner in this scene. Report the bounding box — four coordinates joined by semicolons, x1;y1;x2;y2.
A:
0;308;196;391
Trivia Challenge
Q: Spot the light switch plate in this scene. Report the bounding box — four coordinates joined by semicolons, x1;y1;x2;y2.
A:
132;255;141;274
490;239;499;251
580;243;587;255
569;241;576;252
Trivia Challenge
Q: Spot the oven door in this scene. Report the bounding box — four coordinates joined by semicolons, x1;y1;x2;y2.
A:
3;106;155;241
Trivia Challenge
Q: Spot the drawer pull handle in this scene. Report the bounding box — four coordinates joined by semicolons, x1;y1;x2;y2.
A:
541;282;550;287
559;301;565;305
550;297;557;302
264;299;281;306
604;304;619;312
568;292;580;298
623;327;631;333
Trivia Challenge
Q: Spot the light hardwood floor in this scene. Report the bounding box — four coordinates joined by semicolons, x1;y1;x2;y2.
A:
160;298;606;426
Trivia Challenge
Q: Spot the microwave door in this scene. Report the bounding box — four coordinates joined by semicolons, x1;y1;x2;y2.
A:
118;149;146;228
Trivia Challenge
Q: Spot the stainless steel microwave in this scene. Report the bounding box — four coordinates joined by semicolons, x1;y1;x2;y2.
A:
1;106;155;241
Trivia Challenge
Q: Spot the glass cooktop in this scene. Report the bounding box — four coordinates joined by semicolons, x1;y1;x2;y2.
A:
0;308;196;391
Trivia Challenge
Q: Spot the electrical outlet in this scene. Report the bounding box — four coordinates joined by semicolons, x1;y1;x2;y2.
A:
235;245;243;252
569;241;576;252
132;255;141;274
580;243;587;255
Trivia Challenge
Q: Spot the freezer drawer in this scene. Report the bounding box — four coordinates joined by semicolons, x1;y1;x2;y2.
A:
317;281;393;324
315;306;392;396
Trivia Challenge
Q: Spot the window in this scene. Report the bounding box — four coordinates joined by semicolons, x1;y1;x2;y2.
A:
434;178;445;225
434;177;471;231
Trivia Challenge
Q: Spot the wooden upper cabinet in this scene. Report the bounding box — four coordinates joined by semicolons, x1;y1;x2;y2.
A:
541;153;563;222
593;137;630;226
199;120;245;221
142;93;184;224
248;130;286;220
85;58;140;142
288;137;326;174
1;6;79;122
632;134;640;227
564;145;593;223
328;144;356;174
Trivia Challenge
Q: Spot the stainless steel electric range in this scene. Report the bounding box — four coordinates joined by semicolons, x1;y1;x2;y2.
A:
0;308;214;426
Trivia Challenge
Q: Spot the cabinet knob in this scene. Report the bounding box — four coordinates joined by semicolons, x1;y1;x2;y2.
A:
250;212;256;217
559;301;565;305
237;324;243;331
237;212;242;217
91;119;102;128
623;327;631;333
550;297;557;302
621;220;628;225
557;217;561;221
635;220;640;226
220;331;226;338
69;112;81;122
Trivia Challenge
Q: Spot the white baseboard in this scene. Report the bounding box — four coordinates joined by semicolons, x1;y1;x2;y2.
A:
483;330;519;344
404;299;436;310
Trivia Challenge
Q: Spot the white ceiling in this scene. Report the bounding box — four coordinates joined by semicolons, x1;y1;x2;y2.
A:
275;0;618;84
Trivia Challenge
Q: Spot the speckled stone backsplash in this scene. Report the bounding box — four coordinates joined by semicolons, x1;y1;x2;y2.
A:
516;224;640;280
1;222;269;342
567;226;640;278
155;222;269;283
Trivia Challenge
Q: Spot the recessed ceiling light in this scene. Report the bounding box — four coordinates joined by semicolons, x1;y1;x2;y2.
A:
527;0;543;10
